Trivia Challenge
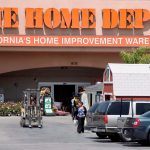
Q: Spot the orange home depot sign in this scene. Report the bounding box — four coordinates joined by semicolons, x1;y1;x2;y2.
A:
25;8;96;29
0;8;149;29
0;8;149;47
103;9;150;29
0;35;149;47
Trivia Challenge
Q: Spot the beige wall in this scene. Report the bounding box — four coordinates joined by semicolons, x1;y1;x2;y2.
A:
0;52;121;74
0;51;121;100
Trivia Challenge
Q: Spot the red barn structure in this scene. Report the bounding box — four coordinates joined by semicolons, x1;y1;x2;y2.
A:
103;63;150;101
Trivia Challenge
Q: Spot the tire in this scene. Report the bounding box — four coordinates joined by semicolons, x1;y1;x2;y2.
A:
109;134;121;142
20;118;25;127
120;129;132;142
96;132;106;139
147;132;150;145
120;134;132;142
38;124;43;128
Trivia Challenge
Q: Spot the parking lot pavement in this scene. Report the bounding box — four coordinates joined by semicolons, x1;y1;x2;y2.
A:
0;116;149;150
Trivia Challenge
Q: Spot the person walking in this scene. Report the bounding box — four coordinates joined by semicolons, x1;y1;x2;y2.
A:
71;97;75;120
77;101;87;133
71;96;79;120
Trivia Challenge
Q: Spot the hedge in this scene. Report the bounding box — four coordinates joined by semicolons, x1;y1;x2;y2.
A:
0;102;21;116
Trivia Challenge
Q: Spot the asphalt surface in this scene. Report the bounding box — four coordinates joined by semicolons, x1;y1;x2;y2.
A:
0;116;150;150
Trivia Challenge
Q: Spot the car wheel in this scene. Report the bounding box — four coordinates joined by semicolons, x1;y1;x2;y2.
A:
120;129;132;142
109;134;120;142
96;132;106;139
147;132;150;145
121;134;132;142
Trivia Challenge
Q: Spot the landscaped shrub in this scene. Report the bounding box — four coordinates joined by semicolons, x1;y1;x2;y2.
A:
0;102;21;116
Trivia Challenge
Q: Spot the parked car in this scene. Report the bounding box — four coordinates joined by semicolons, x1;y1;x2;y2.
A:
86;101;110;138
86;102;101;129
86;100;150;141
117;111;150;145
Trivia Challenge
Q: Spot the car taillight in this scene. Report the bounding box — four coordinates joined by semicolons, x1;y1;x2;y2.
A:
133;118;140;128
103;115;108;124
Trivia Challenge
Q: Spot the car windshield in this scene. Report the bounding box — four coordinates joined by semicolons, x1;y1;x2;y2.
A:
88;103;99;113
95;101;110;115
141;111;150;118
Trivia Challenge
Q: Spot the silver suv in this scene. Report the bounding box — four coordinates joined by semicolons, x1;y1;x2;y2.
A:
86;102;109;138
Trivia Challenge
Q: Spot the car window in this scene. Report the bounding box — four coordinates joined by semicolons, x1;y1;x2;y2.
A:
95;102;110;115
136;103;150;115
107;102;130;115
142;111;150;118
88;103;99;113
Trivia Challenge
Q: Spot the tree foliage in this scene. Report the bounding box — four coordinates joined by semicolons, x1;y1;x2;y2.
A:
120;47;150;64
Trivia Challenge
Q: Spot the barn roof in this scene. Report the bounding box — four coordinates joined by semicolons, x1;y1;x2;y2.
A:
108;63;150;74
85;82;103;93
108;63;150;96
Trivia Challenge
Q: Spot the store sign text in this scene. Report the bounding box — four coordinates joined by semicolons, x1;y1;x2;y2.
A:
0;8;149;29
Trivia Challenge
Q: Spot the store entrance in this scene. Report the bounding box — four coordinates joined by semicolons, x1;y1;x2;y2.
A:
54;85;75;112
